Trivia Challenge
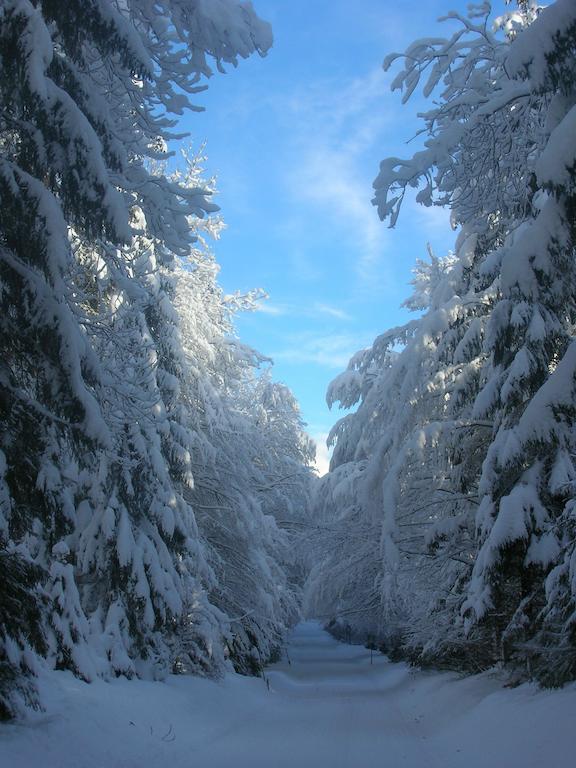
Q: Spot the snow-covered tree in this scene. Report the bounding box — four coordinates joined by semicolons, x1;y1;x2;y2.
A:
459;0;576;684
306;237;493;663
311;0;576;684
0;0;273;716
172;198;314;673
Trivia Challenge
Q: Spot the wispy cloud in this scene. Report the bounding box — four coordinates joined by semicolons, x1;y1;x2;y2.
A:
294;145;389;286
313;303;351;321
272;331;370;369
276;69;401;293
256;300;352;321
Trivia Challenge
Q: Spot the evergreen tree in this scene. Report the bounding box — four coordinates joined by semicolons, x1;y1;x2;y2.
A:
311;0;576;684
0;0;272;716
462;0;576;683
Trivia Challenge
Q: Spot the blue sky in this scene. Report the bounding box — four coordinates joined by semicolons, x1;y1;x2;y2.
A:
182;0;506;473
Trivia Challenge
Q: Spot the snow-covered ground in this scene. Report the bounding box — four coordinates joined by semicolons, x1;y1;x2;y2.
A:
2;621;574;768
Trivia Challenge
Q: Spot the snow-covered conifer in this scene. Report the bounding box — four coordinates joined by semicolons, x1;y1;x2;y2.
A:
312;0;576;683
0;0;272;708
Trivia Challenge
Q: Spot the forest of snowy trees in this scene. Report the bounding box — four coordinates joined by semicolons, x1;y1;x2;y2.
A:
0;0;314;719
308;0;576;687
1;0;576;728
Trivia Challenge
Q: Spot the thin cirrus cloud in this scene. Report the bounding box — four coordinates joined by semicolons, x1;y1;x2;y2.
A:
274;68;403;293
314;303;351;320
271;331;371;370
257;301;352;321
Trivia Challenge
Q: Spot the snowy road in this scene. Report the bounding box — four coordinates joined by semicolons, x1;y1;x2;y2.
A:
209;621;448;768
2;620;574;768
178;621;574;768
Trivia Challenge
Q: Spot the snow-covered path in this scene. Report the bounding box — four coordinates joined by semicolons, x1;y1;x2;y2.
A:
219;621;447;768
2;620;574;768
201;620;573;768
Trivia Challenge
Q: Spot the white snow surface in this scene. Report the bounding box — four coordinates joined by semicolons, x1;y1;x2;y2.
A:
2;621;574;768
